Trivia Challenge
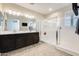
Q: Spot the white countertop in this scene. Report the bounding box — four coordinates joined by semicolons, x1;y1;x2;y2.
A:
0;31;37;35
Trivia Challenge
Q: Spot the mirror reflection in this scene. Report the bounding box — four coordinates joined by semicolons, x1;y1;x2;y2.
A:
0;10;37;32
0;11;3;31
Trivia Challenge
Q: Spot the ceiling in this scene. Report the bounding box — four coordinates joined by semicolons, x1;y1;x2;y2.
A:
16;3;71;15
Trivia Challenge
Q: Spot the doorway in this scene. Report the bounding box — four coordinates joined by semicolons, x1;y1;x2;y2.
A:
40;17;59;46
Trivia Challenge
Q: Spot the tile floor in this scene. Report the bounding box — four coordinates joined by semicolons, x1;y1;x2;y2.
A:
1;41;72;56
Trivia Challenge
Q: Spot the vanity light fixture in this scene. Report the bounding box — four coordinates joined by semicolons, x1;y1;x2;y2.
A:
4;9;35;19
8;10;12;14
17;12;21;16
31;16;34;19
5;9;8;13
25;14;29;17
25;14;34;19
12;11;17;15
29;15;35;19
29;16;32;19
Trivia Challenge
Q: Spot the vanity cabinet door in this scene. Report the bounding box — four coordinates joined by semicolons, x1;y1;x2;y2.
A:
33;33;39;43
23;33;39;45
16;33;28;48
16;33;39;49
1;34;16;53
28;33;39;44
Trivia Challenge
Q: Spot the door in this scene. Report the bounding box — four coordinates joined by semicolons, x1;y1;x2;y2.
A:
40;18;58;46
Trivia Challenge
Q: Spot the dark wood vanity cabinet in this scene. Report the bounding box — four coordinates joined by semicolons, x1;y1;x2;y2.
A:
0;32;39;53
0;34;16;53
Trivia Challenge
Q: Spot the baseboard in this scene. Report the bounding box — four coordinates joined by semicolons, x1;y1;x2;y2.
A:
56;46;79;56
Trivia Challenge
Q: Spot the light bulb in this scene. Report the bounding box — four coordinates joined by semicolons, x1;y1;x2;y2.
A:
12;11;16;15
8;10;12;14
5;10;8;13
25;14;29;17
17;12;21;16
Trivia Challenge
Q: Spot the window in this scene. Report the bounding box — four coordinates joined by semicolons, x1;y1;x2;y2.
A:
64;16;72;27
64;11;73;27
64;11;78;28
73;15;78;27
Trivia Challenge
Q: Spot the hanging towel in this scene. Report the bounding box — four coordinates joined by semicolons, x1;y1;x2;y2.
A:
75;19;79;35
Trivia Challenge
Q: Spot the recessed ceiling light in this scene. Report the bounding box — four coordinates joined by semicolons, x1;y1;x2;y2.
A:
49;8;52;11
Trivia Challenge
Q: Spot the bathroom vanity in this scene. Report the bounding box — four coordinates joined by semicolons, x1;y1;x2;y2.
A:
0;31;39;53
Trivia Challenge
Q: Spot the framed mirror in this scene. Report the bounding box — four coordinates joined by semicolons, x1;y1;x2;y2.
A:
5;12;20;32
